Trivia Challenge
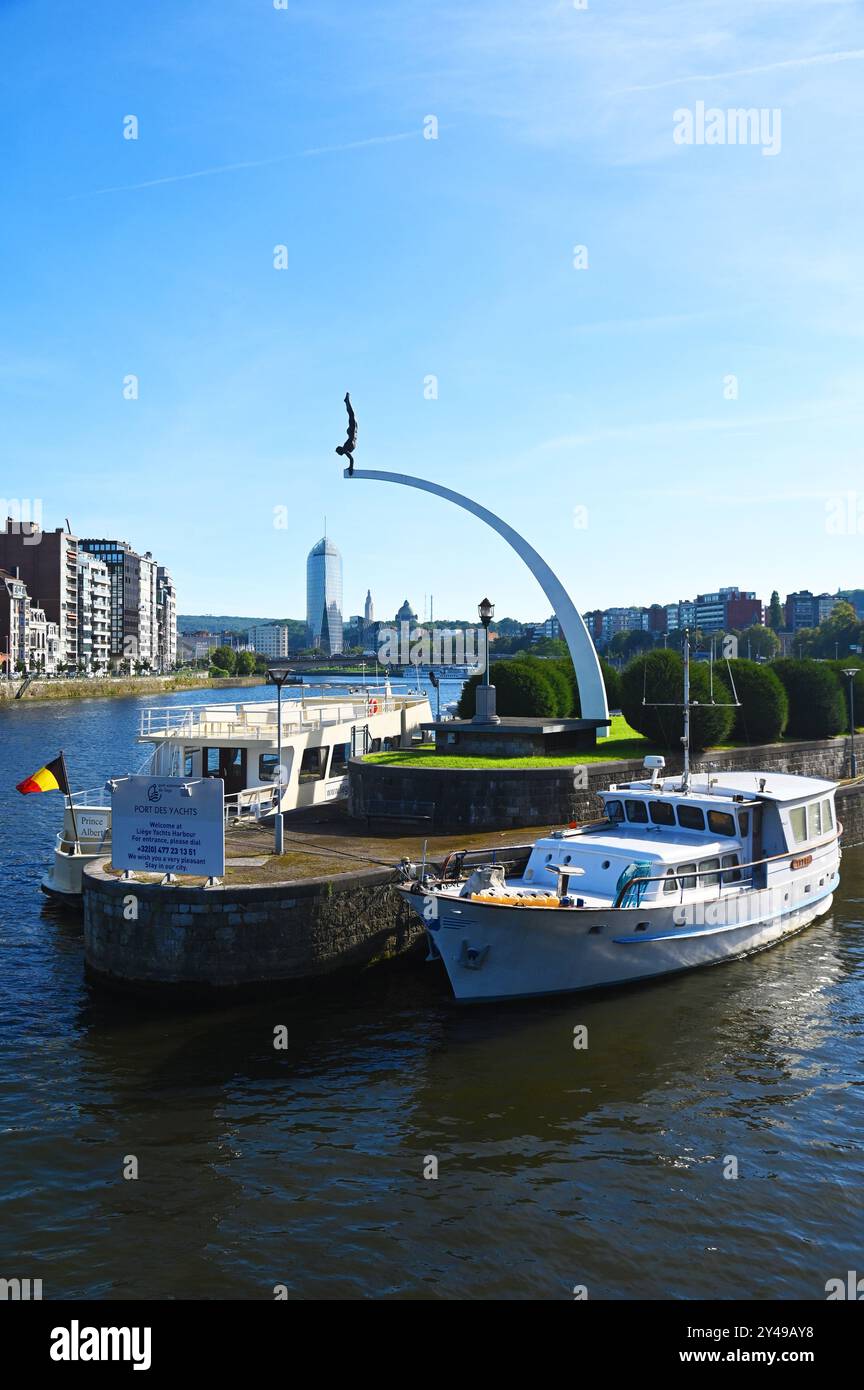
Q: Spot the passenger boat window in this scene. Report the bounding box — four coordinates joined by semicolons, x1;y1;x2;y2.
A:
330;742;350;777
678;862;697;890
625;800;648;823
183;752;195;777
649;800;675;825
605;799;624;822
807;801;823;838
663;870;678;894
789;806;807;844
822;799;834;831
259;753;280;782
299;747;328;783
721;853;742;884
738;810;750;836
707;810;736;837
699;858;721;887
677;805;705;830
205;748;220;776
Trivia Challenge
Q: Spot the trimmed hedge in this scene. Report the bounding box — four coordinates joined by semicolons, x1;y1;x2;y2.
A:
772;659;847;739
727;659;788;744
827;659;864;729
456;660;563;718
621;649;735;751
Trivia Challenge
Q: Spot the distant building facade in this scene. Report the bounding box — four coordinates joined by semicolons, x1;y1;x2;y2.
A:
306;537;343;655
0;519;79;668
249;624;291;659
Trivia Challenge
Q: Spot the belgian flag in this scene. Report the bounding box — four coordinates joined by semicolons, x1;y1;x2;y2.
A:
16;754;70;796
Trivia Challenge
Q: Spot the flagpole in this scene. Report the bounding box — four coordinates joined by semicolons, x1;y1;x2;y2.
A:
59;750;81;852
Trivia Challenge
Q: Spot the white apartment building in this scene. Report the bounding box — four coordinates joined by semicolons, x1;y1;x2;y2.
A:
77;551;111;671
157;566;178;671
249;624;291;658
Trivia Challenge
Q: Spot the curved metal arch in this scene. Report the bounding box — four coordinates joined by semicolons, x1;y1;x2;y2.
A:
344;468;609;723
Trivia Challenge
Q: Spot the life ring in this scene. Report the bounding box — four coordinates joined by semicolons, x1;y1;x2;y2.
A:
368;698;379;715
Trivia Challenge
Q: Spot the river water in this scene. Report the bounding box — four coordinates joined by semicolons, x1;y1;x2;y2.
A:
1;682;863;1300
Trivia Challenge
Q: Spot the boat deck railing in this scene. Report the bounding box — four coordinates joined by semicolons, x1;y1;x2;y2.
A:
139;698;410;741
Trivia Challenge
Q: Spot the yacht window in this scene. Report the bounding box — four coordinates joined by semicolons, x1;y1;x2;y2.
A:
721;853;742;884
707;810;736;837
183;753;195;777
789;806;807;844
259;753;280;783
738;810;750;837
663;869;678;895
329;742;350;777
699;857;721;887
649;800;675;825
625;800;648;823
822;799;834;832
205;748;220;776
807;801;823;839
299;747;328;783
678;863;697;890
605;799;624;823
677;805;705;831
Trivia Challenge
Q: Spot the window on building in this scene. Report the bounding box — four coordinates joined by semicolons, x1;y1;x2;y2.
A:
299;747;328;783
789;806;807;844
677;804;705;830
625;799;648;823
707;810;736;837
649;800;675;825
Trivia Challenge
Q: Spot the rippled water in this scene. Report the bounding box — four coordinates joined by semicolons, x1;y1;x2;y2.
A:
1;685;863;1299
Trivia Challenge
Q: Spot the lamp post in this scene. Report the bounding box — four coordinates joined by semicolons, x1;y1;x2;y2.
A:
474;597;499;723
268;666;294;853
842;668;858;778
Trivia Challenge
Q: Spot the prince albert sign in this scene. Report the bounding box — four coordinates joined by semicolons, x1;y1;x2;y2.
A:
112;777;225;877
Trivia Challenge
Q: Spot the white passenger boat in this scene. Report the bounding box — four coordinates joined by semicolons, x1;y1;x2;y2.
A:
42;686;432;902
400;640;842;1002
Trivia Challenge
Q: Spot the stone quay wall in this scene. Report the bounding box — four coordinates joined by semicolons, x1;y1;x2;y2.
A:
349;738;858;832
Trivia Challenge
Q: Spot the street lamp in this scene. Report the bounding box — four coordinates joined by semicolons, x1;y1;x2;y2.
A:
842;668;858;778
268;666;294;853
474;597;500;723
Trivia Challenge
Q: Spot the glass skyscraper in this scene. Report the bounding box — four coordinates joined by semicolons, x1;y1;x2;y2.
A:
306;536;343;654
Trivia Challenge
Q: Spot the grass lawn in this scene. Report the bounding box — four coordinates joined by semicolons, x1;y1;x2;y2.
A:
364;714;656;768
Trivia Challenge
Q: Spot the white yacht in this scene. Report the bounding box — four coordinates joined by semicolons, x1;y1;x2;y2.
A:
42;687;432;902
400;641;842;1002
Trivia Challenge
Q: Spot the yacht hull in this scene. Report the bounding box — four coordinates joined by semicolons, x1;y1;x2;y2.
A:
408;880;837;1002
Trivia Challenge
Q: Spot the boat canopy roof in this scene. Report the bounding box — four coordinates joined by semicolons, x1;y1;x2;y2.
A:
611;770;836;804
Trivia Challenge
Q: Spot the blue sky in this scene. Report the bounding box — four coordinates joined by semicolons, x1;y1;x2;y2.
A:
2;0;863;623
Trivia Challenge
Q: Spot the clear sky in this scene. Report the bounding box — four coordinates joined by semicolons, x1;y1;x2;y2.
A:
2;1;862;623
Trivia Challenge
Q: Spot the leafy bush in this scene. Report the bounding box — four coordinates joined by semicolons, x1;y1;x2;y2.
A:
621;649;735;751
773;659;847;739
456;660;563;718
827;659;864;730
727;659;788;744
209;665;230;678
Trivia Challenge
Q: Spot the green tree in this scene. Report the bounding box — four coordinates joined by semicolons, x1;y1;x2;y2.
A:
772;659;846;739
727;658;788;744
235;650;257;675
767;590;784;631
211;645;237;674
739;625;780;660
620;649;735;751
